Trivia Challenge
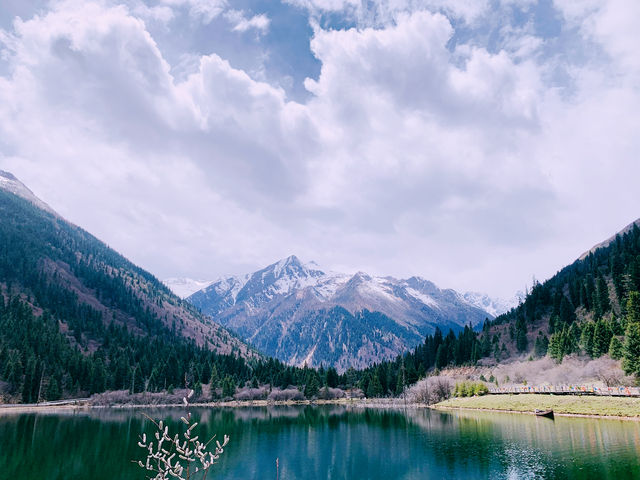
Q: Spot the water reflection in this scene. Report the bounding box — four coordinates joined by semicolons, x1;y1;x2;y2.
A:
1;406;639;479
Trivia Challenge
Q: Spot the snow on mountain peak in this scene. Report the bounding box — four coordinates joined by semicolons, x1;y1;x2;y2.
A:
0;170;57;215
462;291;522;317
163;277;214;299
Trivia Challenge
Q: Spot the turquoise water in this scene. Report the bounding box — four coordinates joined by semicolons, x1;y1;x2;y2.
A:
1;406;639;479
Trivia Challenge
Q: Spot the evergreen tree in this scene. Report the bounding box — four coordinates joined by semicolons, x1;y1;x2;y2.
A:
548;331;564;362
515;316;528;352
395;370;405;396
222;375;236;398
366;372;383;398
580;322;595;357
596;276;611;316
534;333;549;358
326;367;339;388
45;377;61;401
304;373;320;398
592;318;612;358
435;344;446;369
209;364;219;389
627;292;640;324
623;322;640;376
609;336;624;360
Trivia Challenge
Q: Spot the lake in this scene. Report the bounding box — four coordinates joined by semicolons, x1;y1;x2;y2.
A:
1;405;639;479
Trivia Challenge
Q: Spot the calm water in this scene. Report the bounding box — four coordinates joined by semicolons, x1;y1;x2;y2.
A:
1;405;640;479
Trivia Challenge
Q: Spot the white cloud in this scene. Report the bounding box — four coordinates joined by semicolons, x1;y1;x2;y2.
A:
554;0;640;79
285;0;489;24
223;10;270;34
161;0;227;24
0;0;639;298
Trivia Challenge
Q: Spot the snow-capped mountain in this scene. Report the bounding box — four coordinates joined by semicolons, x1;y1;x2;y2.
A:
163;277;214;299
187;255;498;371
462;291;523;317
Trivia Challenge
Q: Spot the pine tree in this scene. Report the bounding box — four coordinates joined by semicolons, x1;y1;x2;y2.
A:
395;370;405;396
304;373;320;399
548;332;564;362
592;318;612;358
623;322;640;376
326;367;339;388
609;336;624;360
534;333;549;358
596;276;611;316
366;372;383;398
580;322;595;357
435;344;446;369
222;375;236;398
627;292;640;324
209;364;219;389
515;316;528;352
45;377;61;401
559;297;576;326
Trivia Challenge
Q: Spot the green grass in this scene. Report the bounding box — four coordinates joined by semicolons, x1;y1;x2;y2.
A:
436;394;640;418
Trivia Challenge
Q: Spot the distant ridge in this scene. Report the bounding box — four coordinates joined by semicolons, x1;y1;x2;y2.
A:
579;218;640;260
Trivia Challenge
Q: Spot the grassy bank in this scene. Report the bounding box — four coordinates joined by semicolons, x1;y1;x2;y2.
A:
436;394;640;418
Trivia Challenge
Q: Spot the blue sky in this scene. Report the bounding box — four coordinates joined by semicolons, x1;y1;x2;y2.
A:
0;0;639;297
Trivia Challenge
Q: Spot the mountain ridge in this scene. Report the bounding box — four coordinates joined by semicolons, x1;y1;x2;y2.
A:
186;255;501;370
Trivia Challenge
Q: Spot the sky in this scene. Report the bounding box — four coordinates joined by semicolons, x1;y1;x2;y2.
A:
0;0;639;298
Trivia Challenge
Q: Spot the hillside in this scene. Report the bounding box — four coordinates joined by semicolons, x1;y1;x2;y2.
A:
485;218;640;369
187;256;495;370
0;173;257;402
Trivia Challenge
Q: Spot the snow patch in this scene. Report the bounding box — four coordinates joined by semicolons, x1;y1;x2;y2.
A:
405;287;440;309
163;278;213;298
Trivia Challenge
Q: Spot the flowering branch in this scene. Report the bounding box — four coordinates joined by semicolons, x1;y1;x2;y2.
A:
135;389;229;480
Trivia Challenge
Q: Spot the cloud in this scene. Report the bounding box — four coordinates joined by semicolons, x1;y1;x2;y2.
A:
223;10;270;34
285;0;489;25
554;0;640;79
161;0;227;24
0;0;639;298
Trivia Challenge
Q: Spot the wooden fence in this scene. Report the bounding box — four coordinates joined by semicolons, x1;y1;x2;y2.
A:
490;385;640;397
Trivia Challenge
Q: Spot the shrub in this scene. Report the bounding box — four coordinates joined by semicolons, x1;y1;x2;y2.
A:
234;387;269;401
453;381;489;397
407;376;452;404
317;387;347;400
267;388;305;402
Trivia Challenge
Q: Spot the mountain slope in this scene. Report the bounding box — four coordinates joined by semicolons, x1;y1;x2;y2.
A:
486;218;640;365
0;173;256;402
0;170;56;215
188;256;495;370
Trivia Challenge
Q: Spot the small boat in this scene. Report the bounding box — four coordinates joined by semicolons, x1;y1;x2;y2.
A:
534;409;554;419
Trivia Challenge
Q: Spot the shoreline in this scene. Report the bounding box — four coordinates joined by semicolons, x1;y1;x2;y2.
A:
0;398;429;415
435;394;640;421
433;404;640;421
5;395;640;421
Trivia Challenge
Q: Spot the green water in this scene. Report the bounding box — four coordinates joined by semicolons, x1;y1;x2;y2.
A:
1;406;639;479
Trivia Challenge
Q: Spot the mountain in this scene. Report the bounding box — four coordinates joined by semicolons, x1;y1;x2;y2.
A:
163;277;213;299
486;218;640;367
187;256;494;371
0;172;256;402
462;291;523;318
